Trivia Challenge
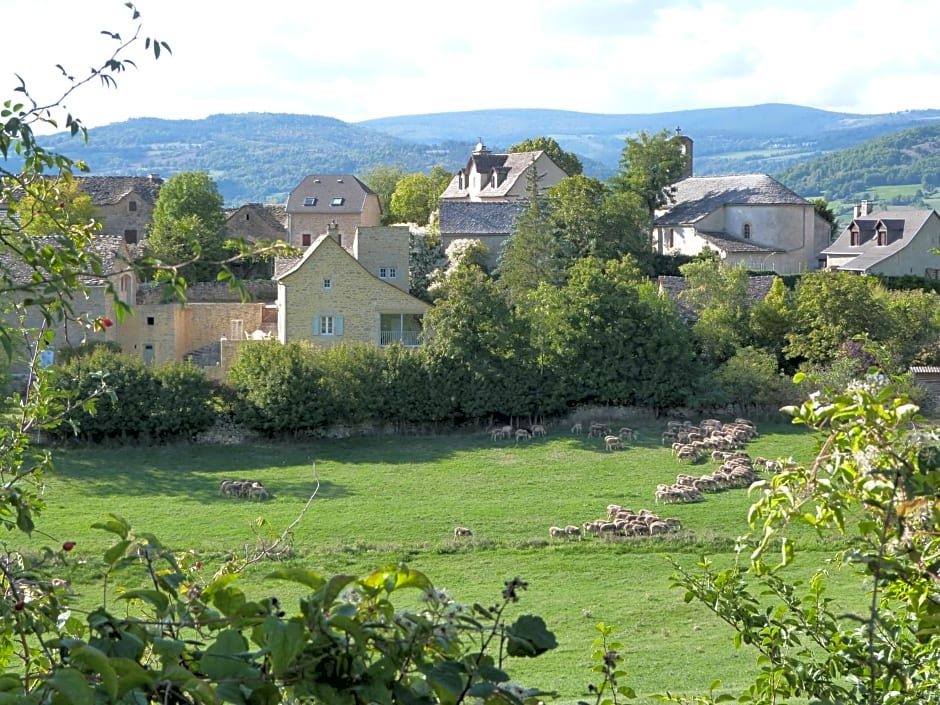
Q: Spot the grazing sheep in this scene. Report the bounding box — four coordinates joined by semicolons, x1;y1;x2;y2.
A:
515;428;532;442
453;526;474;539
571;422;583;435
604;435;623;451
549;526;566;539
531;424;547;437
619;427;638;441
491;427;507;441
564;525;582;541
588;422;610;438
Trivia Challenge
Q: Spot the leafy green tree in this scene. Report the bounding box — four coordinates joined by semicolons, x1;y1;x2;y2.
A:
362;164;404;221
786;270;893;364
15;176;99;237
388;167;453;226
147;171;230;281
496;166;564;308
712;346;794;415
883;287;940;371
678;257;750;364
748;276;795;364
409;226;445;302
610;128;688;219
509;136;583;176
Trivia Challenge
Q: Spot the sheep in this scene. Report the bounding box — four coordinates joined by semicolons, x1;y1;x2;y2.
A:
588;422;610;438
531;424;547;438
604;435;623;451
491;427;507;441
515;428;532;442
618;427;638;442
564;525;582;541
453;526;473;539
247;482;270;500
571;422;583;435
549;526;566;539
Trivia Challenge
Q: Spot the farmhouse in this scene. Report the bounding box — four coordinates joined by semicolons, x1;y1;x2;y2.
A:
438;141;568;267
76;174;164;244
821;203;940;276
286;175;381;249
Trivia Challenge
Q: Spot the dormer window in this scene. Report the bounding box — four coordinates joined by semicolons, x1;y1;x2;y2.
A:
877;226;888;246
850;226;861;246
303;197;317;206
742;223;751;240
331;197;344;206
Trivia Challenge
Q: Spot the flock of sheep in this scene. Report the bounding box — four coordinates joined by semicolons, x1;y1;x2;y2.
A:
219;478;271;500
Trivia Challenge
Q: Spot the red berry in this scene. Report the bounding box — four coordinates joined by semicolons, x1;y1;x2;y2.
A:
101;318;113;328
62;541;75;551
13;601;25;611
194;561;202;569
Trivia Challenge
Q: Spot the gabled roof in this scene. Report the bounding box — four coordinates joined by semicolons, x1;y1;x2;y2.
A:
286;175;376;214
439;149;544;199
438;201;526;235
225;203;288;230
698;230;784;254
822;209;937;271
655;174;809;226
76;175;164;205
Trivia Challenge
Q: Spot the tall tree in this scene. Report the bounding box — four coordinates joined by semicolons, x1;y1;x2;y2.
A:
388;166;452;226
147;171;230;281
15;176;98;237
749;275;795;366
495;165;564;307
509;136;583;176
811;197;840;241
610;129;688;220
678;257;751;364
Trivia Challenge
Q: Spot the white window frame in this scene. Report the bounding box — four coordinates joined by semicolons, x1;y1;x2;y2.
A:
331;197;344;206
319;315;335;336
379;267;397;279
303;196;317;206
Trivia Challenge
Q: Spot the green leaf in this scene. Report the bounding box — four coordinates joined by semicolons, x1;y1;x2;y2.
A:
102;540;132;567
48;667;93;705
421;661;467;705
199;629;253;680
261;616;305;678
68;644;118;702
505;614;558;657
265;567;326;591
116;589;169;613
362;565;432;593
91;514;130;539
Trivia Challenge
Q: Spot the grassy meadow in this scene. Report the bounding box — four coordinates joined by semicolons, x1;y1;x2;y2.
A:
18;416;863;703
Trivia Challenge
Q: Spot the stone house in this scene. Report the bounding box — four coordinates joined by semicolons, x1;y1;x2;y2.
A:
438;142;568;267
822;203;940;276
275;225;429;348
77;174;164;244
286;175;381;249
225;203;288;243
653;173;831;273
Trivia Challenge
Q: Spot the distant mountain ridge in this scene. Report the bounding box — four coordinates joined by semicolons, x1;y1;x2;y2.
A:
31;103;940;205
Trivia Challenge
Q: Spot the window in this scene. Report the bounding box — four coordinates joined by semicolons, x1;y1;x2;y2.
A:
850;227;861;246
147;316;155;326
331;197;344;206
302;233;312;246
124;229;138;244
323;278;332;290
128;200;137;212
665;228;675;249
320;316;334;336
379;267;397;279
877;226;888;246
303;197;317;206
742;223;751;240
313;313;343;337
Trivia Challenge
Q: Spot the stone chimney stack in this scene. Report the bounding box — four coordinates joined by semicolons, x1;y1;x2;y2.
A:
673;128;693;181
327;220;340;244
853;200;873;218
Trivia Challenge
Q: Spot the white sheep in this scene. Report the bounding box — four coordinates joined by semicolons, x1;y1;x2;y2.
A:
531;424;546;437
604;435;623;451
549;526;566;539
453;526;473;539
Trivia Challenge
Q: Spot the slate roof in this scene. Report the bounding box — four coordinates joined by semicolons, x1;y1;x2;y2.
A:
1;234;139;286
698;230;783;254
655;174;809;226
286;175;376;214
440;149;544;200
438;200;526;235
225;203;288;230
76;175;164;205
822;208;937;271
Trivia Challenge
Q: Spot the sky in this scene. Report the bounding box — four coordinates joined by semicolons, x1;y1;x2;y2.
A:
2;0;939;132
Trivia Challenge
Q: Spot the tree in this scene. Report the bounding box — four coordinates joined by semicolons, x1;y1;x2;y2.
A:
362;164;404;222
496;165;564;307
610;129;688;220
147;171;230;281
748;275;795;366
15;176;99;237
509;136;583;176
678;257;751;364
388;166;452;226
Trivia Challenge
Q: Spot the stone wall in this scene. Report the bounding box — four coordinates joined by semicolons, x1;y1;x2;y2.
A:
137;280;277;304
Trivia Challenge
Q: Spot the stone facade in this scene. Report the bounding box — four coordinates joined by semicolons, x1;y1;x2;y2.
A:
286;175;382;248
77;175;164;244
225;203;288;243
351;226;412;293
276;232;429;347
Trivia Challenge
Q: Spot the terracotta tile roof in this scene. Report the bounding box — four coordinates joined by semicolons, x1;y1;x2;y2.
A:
655;174;809;226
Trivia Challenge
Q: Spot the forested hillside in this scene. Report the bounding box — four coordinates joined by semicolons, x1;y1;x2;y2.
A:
776;125;940;202
29;105;940;206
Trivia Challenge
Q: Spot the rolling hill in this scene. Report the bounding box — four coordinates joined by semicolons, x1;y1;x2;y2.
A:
30;104;940;206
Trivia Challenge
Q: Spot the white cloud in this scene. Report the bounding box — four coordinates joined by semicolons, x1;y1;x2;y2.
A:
0;0;937;130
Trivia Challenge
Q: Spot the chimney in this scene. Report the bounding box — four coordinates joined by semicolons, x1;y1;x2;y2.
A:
854;200;873;218
673;130;693;181
327;220;340;243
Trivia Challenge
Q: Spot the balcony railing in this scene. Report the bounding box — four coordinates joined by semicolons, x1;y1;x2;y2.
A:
380;330;422;347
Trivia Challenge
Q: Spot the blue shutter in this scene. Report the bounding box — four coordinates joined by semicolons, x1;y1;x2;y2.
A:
335;315;344;336
311;314;320;336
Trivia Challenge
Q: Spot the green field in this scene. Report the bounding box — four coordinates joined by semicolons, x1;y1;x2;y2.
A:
18;417;860;703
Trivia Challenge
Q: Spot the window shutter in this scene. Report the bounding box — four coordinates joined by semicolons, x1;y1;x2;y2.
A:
311;314;320;336
335;315;344;336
